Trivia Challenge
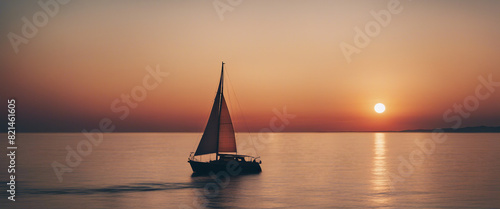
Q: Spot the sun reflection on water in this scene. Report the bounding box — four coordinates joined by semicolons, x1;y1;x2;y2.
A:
371;133;390;205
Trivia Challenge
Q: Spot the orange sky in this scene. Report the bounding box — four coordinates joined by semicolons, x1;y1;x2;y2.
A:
1;1;499;132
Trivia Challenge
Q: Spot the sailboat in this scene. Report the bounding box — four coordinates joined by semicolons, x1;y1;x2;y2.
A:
188;62;262;174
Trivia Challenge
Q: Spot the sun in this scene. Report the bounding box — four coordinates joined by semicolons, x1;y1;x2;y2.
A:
374;103;385;113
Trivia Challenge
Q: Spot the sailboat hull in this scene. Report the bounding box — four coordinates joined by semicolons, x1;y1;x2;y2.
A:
188;160;262;175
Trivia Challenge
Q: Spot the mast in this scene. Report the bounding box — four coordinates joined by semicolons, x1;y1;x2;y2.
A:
216;61;224;160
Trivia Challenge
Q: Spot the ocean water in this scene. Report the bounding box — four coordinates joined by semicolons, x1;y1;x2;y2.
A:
0;132;499;209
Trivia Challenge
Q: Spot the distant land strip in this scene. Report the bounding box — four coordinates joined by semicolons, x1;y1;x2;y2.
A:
400;126;500;133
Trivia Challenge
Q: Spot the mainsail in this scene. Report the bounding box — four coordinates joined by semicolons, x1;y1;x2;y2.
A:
194;63;237;156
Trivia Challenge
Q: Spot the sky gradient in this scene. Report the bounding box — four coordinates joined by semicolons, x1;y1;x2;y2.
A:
1;0;499;132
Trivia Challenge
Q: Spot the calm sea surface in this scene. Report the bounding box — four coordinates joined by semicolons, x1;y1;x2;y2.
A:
0;132;499;209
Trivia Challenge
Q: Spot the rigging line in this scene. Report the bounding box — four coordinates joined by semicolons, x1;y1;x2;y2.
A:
225;68;260;157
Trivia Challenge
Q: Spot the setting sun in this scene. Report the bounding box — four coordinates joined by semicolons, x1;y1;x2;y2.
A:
374;103;385;114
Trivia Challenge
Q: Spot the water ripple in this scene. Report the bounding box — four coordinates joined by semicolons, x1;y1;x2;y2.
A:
16;182;203;195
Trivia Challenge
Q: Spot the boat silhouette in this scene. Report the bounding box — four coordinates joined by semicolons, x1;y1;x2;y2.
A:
188;62;262;175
